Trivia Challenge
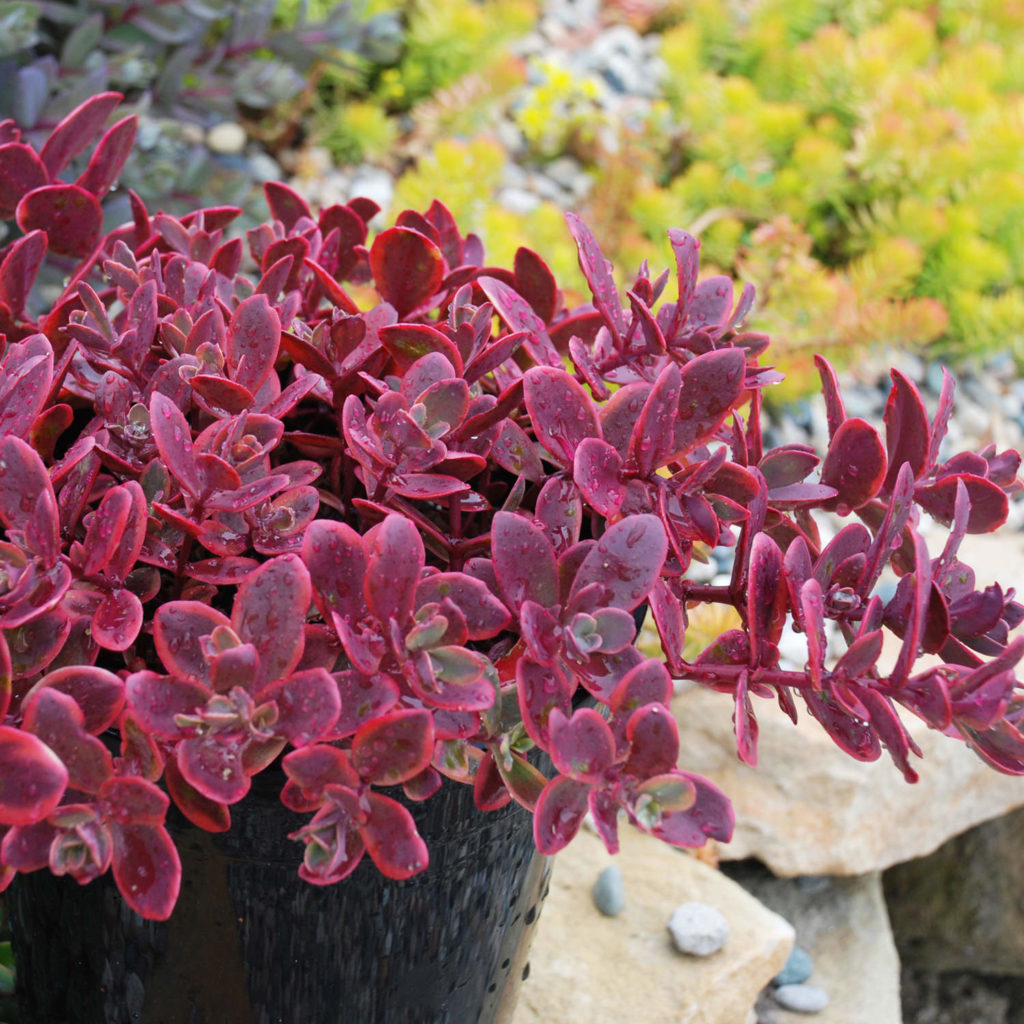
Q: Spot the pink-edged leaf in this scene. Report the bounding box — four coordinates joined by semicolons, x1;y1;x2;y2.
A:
733;669;759;766
514;246;558;323
177;735;249;804
154;601;230;684
76;115;137;197
362;792;429;879
491;418;545;481
628;362;681;475
588;786;621;853
883;369;930;490
81;486;131;577
926;367;956;470
958;717;1024;775
110;823;181;921
263;181;312;232
106;481;148;583
463;329;528;384
623;703;680;777
189;374;254;416
232;554;311;689
534;774;591;854
379;323;462;374
125;671;208;735
388;473;470;500
227;293;281;395
666;228;700;340
915;474;1009;534
494;749;547;812
610;658;673;722
859;688;920;783
352;708;434;786
39;92;121;176
800;578;827;690
415;573;510;640
687;276;733;333
365;514;423;627
0;230;47;315
477;275;560;367
204;473;290;514
760;446;818;489
92;588;143;652
626;289;667;354
0;348;52;442
567;335;609;400
570;514;667;612
565;212;627;342
419;646;496;712
674;348;748;456
162;756;231;832
820;417;887;512
149;392;201;496
635;771;733;846
523;364;601;466
302;519;369;623
281;744;359;809
535;475;584;554
0;726;68;825
803;687;881;761
1;820;56;872
259;668;340;747
892;531;932;688
573;438;626;518
330;670;400;739
16;184;102;258
747;532;787;663
835;630;883;679
549;706;615;782
647;580;686;674
0;144;48;218
27;665;124;734
0;434;57;542
516;657;574;749
814;354;847;441
369;227;444;316
491;510;559;612
303;259;360;314
98;775;169;827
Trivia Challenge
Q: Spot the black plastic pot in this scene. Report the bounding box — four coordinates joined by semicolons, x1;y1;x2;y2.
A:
8;766;551;1024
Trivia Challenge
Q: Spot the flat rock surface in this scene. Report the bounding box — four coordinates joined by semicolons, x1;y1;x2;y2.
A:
672;532;1024;877
511;827;794;1024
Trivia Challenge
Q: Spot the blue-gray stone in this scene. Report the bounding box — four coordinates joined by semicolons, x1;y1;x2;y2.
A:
772;944;814;987
772;984;829;1013
592;864;625;917
667;902;729;956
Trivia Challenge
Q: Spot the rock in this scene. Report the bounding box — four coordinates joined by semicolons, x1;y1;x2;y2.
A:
773;945;814;987
773;985;829;1013
672;532;1024;877
667;902;730;956
592;864;625;917
498;187;541;215
511;827;794;1024
883;804;1024;976
205;121;247;155
347;165;394;215
724;864;901;1024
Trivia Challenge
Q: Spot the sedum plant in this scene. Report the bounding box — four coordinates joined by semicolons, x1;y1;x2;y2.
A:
0;95;1023;923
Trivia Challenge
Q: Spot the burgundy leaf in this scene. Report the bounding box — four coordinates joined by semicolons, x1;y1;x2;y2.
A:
549;707;615;782
361;792;428;879
666;228;699;340
149;392;201;496
565;212;627;342
883;370;930;491
524;365;601;466
352;709;434;786
491;419;545;481
0;144;48;218
570;514;667;612
533;773;591;854
330;670;400;739
76;115;137;197
0;230;47;317
513;246;558;323
109;823;181;921
820;417;887;512
92;588;143;652
0;726;68;826
365;515;423;627
636;771;733;846
573;438;626;518
379;323;462;374
39;92;121;176
516;657;573;749
259;668;340;747
478;275;560;367
227;294;281;395
154;602;229;684
814;354;847;441
491;511;559;612
494;749;547;811
264;181;312;232
27;666;124;734
369;227;444;317
303;519;369;623
177;735;249;804
415;573;510;640
628;361;681;475
915;474;1009;534
16;185;102;259
624;703;680;777
125;671;207;735
22;688;112;794
674;348;747;457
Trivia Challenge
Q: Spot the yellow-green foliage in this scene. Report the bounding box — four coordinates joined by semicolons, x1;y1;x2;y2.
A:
644;0;1024;379
514;58;605;159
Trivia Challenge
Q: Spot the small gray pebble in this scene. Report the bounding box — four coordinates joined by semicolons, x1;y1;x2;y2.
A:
773;945;814;987
772;984;829;1013
592;864;625;917
667;902;729;956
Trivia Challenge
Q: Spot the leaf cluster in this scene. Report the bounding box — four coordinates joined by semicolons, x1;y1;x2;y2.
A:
0;95;1023;923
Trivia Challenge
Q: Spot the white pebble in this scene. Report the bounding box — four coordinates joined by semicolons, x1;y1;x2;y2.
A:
667;902;729;956
773;984;829;1013
205;122;247;155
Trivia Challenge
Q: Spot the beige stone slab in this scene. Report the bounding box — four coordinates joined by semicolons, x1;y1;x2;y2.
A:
511;827;794;1024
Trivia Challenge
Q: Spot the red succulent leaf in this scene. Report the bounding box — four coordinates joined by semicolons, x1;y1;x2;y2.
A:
38;91;121;176
570;514;667;612
926;368;956;469
361;792;428;879
565;211;627;342
149;392;202;496
610;659;672;719
177;735;249;804
813;354;847;441
352;709;434;786
491;419;545;481
1;820;55;873
628;362;681;475
227;294;281;395
626;289;667;354
0;726;68;826
799;579;827;690
24;666;123;734
369;227;444;316
163;756;230;832
494;750;548;811
573;438;626;518
282;744;359;809
0;230;47;316
330;670;400;738
820;418;887;512
106;482;148;583
523;365;601;466
99;775;169;827
91;588;144;652
732;669;759;766
302;519;369;624
859;688;921;783
21;688;110;796
513;246;558;323
76;115;137;197
365;515;423;627
535;475;584;553
0;434;57;545
263;181;311;232
647;579;685;674
747;533;787;663
673;348;748;457
0;144;48;218
914;474;1008;534
380;323;462;374
491;511;559;612
472;751;510;811
958;716;1024;775
477;275;560;367
835;630;883;679
154;602;230;684
883;370;930;490
587;787;621;852
258;668;340;747
125;671;208;736
16;185;102;259
109;822;181;921
632;771;732;847
623;703;680;778
549;706;615;782
803;687;881;761
415;573;510;640
516;657;574;749
534;773;591;854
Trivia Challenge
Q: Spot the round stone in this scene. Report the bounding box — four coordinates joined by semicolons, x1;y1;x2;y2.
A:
592;864;625;917
772;984;829;1013
773;944;814;987
205;121;247;155
667;902;729;956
